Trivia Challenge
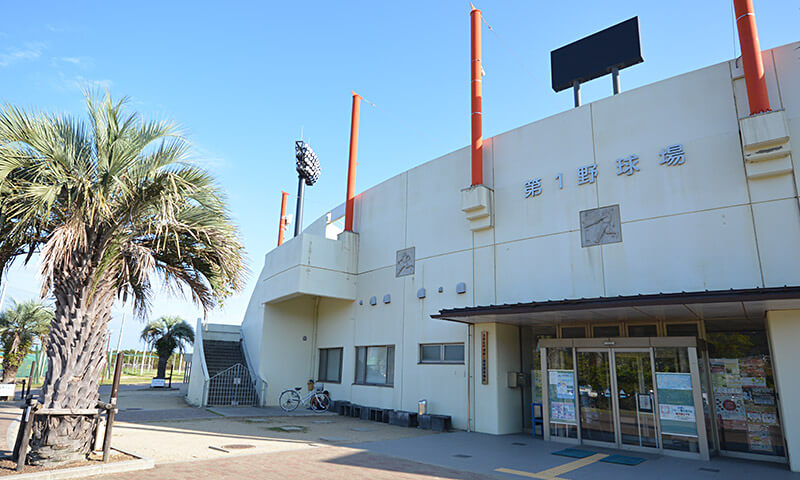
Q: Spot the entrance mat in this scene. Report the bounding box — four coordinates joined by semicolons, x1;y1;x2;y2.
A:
599;454;646;466
552;448;596;459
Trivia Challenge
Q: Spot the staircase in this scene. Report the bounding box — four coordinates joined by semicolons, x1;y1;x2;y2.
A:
203;340;258;406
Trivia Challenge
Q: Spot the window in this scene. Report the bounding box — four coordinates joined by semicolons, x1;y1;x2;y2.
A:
419;343;465;364
706;330;785;457
355;346;394;386
560;326;586;338
318;348;343;383
665;323;699;337
592;325;620;337
628;324;658;337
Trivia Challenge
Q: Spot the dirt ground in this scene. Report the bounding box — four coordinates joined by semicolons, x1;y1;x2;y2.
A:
0;451;135;476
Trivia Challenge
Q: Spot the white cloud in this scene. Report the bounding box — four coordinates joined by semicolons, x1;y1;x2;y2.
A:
191;145;229;171
54;56;93;68
73;75;113;91
45;24;70;33
0;43;44;67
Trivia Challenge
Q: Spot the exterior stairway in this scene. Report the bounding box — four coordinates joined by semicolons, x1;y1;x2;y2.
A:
202;339;257;406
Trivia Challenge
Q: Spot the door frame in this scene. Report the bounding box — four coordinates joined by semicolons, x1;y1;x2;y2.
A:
540;337;709;461
611;347;662;453
574;348;619;449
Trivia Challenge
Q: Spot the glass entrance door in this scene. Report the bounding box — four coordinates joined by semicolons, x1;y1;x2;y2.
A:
615;350;659;448
577;351;616;444
576;349;660;450
542;340;709;460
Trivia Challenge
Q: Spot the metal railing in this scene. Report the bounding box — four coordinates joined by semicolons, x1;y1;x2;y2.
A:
206;363;258;406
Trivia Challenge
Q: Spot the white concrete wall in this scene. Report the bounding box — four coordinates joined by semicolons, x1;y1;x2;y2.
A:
203;324;240;342
237;42;800;435
766;310;800;472
473;323;522;434
186;319;209;406
259;296;317;401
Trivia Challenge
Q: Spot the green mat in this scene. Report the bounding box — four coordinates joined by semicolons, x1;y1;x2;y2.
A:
599;454;646;466
552;448;595;459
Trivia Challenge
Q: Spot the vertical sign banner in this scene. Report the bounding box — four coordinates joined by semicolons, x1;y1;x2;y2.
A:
655;372;697;437
481;331;489;385
548;369;576;424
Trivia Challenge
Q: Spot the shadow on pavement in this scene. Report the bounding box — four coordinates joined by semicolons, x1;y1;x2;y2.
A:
320;450;495;480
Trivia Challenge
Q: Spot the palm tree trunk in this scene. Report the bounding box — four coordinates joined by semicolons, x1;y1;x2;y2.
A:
2;334;21;383
27;270;113;466
2;364;18;384
156;356;168;379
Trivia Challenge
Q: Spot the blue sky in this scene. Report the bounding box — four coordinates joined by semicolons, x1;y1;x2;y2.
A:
0;1;797;351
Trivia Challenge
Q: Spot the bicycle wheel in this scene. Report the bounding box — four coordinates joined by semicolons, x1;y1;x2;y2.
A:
310;392;331;412
279;390;301;412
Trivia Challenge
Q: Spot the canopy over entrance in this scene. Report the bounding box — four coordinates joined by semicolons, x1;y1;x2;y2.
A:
431;286;800;326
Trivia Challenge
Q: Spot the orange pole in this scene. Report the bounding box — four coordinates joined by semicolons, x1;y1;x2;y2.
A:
344;92;361;232
277;191;289;246
470;6;483;186
734;0;771;115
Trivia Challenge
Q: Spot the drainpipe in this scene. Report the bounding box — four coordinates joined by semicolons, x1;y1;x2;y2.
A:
277;191;289;246
470;6;483;186
344;92;361;232
733;0;771;115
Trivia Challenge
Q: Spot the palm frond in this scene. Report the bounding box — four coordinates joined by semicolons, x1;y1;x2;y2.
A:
0;90;246;321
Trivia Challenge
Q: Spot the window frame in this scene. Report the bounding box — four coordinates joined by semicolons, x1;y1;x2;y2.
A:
664;321;701;338
590;324;621;338
559;324;588;339
354;345;395;387
626;323;659;337
317;347;343;384
418;342;465;364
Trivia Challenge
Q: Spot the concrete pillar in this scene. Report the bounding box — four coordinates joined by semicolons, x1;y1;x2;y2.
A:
766;310;800;472
473;323;522;434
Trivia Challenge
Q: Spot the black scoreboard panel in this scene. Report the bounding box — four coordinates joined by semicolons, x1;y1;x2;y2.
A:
551;17;643;92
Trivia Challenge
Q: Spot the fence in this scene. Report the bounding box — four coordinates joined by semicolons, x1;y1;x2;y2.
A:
0;348;190;386
206;363;257;406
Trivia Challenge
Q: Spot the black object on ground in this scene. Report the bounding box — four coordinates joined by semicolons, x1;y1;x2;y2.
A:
381;409;392;423
359;406;371;421
389;410;418;428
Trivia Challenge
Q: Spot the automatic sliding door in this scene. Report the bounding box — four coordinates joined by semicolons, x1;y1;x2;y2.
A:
577;350;616;443
615;351;658;448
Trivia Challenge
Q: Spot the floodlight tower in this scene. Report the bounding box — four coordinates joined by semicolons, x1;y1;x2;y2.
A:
293;140;321;237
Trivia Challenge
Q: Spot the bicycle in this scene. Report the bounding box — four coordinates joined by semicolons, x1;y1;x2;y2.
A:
279;382;331;412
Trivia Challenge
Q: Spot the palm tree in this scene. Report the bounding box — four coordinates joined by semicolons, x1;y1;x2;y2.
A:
0;300;52;383
140;316;194;379
0;175;38;291
0;92;246;466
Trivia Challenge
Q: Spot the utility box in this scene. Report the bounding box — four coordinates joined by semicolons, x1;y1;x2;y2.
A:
507;372;525;388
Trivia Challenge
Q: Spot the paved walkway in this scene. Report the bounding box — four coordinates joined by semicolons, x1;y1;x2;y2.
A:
91;445;495;480
4;385;798;479
115;405;338;423
353;431;800;480
90;430;800;480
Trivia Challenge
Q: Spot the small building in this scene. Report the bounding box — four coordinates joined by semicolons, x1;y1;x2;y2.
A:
189;40;800;470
